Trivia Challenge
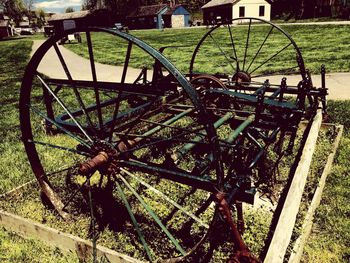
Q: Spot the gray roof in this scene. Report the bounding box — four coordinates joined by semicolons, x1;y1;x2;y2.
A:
48;10;90;21
202;0;240;9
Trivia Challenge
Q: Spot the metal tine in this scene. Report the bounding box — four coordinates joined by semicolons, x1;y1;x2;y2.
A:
37;75;94;143
116;173;187;256
120;168;210;229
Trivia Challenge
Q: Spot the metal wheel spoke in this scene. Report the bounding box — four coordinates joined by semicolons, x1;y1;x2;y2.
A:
86;31;104;130
37;75;93;143
45;165;77;177
250;65;300;79
228;24;239;70
249;42;293;75
53;44;97;134
243;18;252;71
108;91;124;142
209;33;236;72
246;25;274;72
116;173;186;256
121;42;133;84
29;139;91;156
30;103;91;148
120;168;210;229
62;176;90;210
114;180;153;261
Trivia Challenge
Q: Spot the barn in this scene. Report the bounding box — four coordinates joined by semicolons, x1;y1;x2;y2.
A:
127;4;168;30
202;0;271;25
48;10;113;34
127;4;190;29
163;5;190;28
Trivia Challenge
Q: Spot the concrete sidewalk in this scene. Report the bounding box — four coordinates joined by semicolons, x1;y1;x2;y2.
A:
31;40;350;100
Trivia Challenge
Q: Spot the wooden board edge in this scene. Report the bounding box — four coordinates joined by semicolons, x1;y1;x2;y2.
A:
287;124;344;263
0;209;144;263
263;109;323;263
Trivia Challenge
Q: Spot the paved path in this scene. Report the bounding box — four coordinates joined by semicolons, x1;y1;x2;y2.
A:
31;40;350;100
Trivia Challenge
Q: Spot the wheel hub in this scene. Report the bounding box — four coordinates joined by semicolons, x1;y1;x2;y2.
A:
232;71;251;85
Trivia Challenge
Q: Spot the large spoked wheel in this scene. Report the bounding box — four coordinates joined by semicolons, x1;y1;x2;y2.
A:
190;17;308;88
19;27;243;261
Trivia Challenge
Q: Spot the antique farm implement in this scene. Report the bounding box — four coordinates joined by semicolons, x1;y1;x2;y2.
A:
20;18;327;262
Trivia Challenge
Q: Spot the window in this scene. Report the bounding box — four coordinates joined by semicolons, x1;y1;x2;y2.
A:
259;6;265;17
239;6;245;17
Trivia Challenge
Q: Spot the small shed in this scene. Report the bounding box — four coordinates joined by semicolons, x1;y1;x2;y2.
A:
163;5;190;28
48;10;112;34
127;4;168;30
202;0;271;25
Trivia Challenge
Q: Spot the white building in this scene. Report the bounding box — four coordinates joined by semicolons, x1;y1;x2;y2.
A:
202;0;271;24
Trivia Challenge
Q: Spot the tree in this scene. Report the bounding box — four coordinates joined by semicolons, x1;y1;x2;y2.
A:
1;0;25;25
35;8;45;28
65;6;75;13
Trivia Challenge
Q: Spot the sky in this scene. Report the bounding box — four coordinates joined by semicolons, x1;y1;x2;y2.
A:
33;0;83;13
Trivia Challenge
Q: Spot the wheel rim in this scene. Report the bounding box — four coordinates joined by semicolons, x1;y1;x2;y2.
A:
19;27;234;261
189;17;308;88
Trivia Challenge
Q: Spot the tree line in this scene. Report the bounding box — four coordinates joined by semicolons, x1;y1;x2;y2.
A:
82;0;350;20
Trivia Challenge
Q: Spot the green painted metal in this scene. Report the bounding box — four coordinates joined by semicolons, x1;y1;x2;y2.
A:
174;112;234;161
227;115;255;143
142;108;193;137
117;173;187;256
29;105;90;148
120;168;210;229
115;180;153;261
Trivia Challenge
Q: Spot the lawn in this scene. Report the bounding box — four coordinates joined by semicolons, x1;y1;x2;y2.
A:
0;27;349;261
65;24;350;75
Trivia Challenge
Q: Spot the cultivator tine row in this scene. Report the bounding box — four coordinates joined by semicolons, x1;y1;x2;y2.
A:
20;18;328;262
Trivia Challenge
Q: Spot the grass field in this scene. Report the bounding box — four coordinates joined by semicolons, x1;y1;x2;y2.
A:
0;26;349;261
66;24;350;75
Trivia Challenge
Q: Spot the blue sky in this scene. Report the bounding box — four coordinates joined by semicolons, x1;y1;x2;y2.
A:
34;0;83;13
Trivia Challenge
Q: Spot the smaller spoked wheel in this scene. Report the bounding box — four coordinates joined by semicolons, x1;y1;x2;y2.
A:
20;27;258;262
190;17;308;89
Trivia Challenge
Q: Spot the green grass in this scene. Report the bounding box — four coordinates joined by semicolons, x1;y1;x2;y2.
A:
66;24;350;75
0;227;78;263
